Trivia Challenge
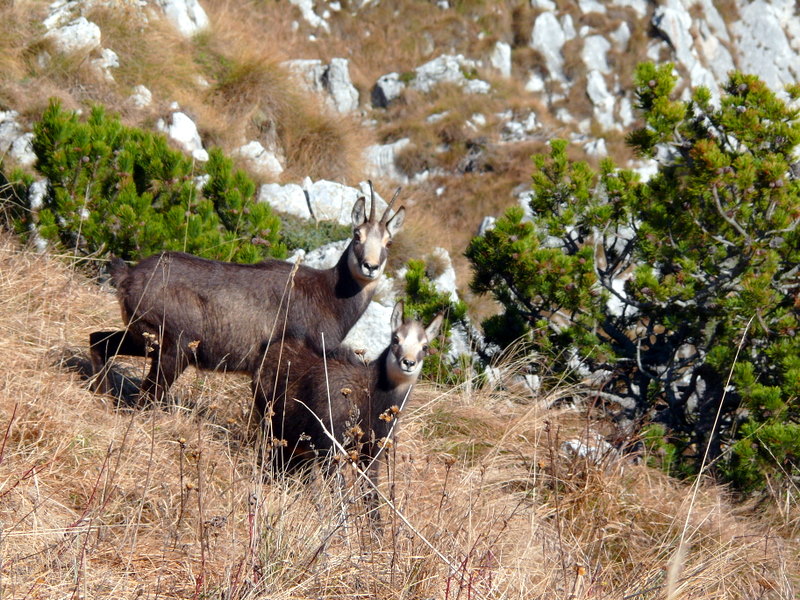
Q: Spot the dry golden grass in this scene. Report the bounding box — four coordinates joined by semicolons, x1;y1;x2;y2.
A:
0;231;797;599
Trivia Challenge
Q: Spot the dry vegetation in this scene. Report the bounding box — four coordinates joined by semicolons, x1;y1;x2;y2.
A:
1;231;797;599
2;1;799;595
0;0;652;283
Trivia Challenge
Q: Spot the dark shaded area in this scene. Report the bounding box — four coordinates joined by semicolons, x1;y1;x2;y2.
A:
52;346;148;408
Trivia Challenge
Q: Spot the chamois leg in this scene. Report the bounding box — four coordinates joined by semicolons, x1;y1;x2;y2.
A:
89;330;148;395
140;349;188;404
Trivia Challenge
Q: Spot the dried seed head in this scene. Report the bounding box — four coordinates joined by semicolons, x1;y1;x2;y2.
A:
187;340;200;352
341;387;352;397
378;437;393;449
348;450;360;462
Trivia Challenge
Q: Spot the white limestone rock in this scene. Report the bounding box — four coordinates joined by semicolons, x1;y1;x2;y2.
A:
287;0;330;32
411;54;489;94
586;70;616;131
584;137;607;157
608;0;649;18
371;72;405;108
578;0;606;13
610;22;631;50
128;85;153;108
236;141;284;178
582;35;611;74
341;301;398;360
476;216;496;236
10;133;36;167
29;179;49;211
283;58;359;113
0;111;23;153
525;71;546;93
364;138;412;183
490;41;512;78
258;183;309;219
731;0;800;92
153;0;209;37
427;247;459;303
530;12;567;81
91;47;119;81
44;17;101;54
156;111;208;162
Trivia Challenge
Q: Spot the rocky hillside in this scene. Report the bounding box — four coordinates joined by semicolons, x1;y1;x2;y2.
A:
1;0;799;315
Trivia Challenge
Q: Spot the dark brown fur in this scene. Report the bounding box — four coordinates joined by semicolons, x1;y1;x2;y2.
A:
89;189;404;402
254;303;443;492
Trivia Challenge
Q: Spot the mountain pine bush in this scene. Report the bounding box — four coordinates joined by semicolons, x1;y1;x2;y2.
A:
401;258;470;385
466;63;800;492
8;99;285;264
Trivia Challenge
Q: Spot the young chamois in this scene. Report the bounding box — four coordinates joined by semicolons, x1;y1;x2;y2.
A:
89;184;405;402
254;301;443;490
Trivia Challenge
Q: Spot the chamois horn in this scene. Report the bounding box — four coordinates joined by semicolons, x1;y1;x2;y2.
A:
368;180;376;222
380;186;402;224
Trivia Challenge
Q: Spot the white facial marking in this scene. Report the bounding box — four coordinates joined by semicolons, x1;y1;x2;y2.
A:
350;223;389;282
387;322;429;385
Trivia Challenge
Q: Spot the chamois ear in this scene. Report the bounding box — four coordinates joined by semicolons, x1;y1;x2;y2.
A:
386;206;405;237
391;301;404;332
351;196;367;226
425;313;444;342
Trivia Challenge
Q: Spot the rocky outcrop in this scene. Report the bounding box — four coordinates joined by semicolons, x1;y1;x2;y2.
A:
283;58;359;113
156;110;209;162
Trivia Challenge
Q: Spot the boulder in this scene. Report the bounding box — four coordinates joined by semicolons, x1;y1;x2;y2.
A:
236;141;284;178
127;85;153;108
371;72;405;108
582;35;611;74
90;48;119;82
585;70;616;131
530;12;568;80
283;58;359;113
44;17;101;54
156;111;208;162
411;54;489;94
257;183;308;219
363;138;412;183
258;179;390;226
731;0;800;92
0;111;23;153
10;133;36;168
489;41;512;78
287;0;330;32
152;0;209;37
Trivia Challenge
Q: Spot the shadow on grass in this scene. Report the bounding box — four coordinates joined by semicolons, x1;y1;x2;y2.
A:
53;346;154;408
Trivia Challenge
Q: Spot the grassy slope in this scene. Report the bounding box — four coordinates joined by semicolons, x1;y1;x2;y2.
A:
1;232;796;598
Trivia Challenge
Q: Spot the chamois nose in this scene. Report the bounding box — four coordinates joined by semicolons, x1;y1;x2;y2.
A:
401;358;416;369
363;261;379;275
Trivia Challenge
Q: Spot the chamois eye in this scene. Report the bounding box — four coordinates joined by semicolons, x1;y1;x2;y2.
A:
423;344;429;352
386;239;393;247
392;335;399;345
353;229;362;241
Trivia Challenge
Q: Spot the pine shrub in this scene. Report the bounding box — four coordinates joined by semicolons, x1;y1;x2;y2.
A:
401;258;470;385
10;99;285;264
466;63;800;493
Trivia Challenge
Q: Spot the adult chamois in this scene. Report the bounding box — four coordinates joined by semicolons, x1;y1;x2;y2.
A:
254;301;443;494
89;184;405;402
